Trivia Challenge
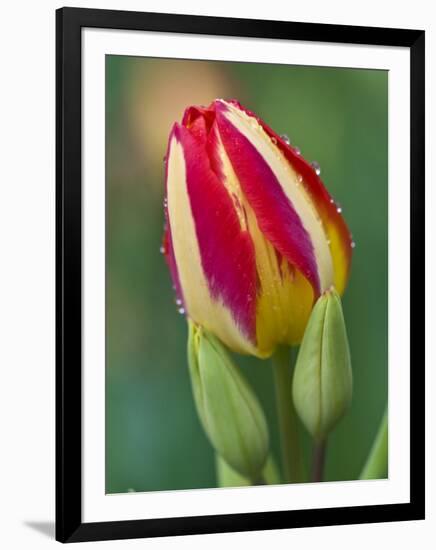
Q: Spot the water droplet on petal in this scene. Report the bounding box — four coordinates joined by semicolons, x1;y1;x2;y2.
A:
311;161;321;176
351;241;356;249
330;198;335;204
337;206;342;213
297;174;303;183
175;298;182;306
159;245;165;254
178;307;185;315
163;198;168;208
294;146;301;155
280;134;291;145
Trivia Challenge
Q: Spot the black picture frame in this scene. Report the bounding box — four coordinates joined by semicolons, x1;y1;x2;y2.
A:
56;6;425;543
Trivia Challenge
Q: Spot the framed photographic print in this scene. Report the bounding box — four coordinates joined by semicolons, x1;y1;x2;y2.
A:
56;7;425;543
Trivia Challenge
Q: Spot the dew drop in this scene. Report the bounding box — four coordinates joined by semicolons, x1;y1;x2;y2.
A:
163;198;168;208
294;146;301;155
159;245;165;254
351;241;356;249
175;298;182;306
311;161;321;176
297;174;303;183
280;134;291;145
337;206;342;213
178;307;185;315
330;198;335;204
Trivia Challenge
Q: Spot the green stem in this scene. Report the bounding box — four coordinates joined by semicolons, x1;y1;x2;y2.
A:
272;346;305;483
311;439;327;482
359;407;388;480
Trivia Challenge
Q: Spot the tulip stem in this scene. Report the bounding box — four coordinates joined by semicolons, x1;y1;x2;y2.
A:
272;346;305;484
311;439;327;482
359;407;388;480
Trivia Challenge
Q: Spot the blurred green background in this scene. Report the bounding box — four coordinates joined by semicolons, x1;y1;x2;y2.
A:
106;56;388;493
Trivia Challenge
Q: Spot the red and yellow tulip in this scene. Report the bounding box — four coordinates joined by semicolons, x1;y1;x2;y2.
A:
163;99;353;358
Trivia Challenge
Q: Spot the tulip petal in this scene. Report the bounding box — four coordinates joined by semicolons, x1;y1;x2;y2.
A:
225;99;352;295
165;124;258;355
163;137;185;308
203;121;313;354
215;100;334;299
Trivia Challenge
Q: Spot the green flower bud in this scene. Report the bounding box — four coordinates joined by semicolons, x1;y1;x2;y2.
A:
216;454;280;487
188;321;269;481
292;287;352;441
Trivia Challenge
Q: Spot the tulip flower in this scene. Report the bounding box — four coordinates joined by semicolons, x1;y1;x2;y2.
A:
163;99;353;358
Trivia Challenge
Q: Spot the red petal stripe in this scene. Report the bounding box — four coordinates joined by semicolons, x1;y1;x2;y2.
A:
215;102;322;297
225;99;352;287
174;123;258;343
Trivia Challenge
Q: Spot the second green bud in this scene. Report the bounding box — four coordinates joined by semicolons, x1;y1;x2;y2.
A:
293;287;352;441
188;321;269;482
